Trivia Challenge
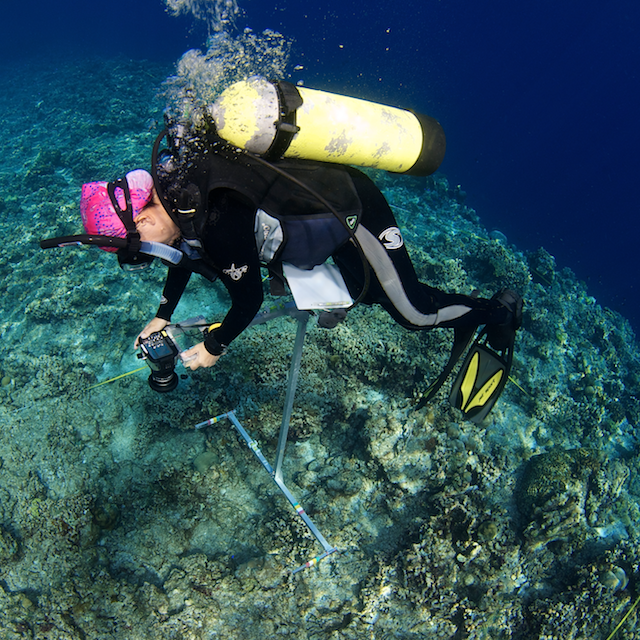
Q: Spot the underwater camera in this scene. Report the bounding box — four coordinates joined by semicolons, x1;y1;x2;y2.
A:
137;330;180;393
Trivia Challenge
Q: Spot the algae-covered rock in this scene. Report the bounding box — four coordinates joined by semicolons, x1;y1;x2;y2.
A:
599;565;628;591
516;448;600;550
517;448;599;518
194;449;218;474
0;526;18;562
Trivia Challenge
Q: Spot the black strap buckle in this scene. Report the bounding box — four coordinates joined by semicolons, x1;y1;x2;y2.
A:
107;176;142;257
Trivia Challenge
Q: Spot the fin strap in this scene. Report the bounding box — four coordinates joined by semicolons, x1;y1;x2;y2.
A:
415;325;476;410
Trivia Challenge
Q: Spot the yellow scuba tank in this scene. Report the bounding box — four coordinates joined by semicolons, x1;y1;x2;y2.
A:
209;76;446;176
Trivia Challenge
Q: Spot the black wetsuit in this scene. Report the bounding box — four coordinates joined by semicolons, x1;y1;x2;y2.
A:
156;188;264;353
155;150;509;356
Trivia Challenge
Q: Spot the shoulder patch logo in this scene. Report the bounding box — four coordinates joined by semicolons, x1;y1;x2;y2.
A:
346;215;358;230
223;263;249;281
378;226;404;250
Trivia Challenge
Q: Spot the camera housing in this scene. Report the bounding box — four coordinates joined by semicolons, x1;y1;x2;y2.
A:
138;330;180;392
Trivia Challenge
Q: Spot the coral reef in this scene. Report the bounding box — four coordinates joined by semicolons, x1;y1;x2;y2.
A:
1;57;640;639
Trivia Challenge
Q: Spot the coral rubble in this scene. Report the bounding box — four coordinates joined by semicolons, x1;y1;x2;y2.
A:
1;58;640;639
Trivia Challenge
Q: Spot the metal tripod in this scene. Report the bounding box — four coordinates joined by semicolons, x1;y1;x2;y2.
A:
195;303;338;573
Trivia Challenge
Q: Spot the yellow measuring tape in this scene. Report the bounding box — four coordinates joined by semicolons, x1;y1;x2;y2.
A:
606;594;640;640
87;366;147;390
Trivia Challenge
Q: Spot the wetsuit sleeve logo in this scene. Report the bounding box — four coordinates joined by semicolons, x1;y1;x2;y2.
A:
223;263;249;281
378;226;404;250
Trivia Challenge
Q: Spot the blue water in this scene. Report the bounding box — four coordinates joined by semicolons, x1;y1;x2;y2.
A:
4;0;640;332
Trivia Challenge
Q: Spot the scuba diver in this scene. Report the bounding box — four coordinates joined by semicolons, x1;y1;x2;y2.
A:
41;78;523;421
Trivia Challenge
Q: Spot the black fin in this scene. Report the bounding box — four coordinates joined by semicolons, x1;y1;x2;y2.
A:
449;327;514;422
415;326;476;411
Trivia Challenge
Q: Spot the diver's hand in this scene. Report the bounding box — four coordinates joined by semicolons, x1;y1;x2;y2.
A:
134;317;170;348
182;342;220;370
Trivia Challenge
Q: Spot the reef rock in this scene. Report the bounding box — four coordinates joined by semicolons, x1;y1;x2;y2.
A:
516;448;600;551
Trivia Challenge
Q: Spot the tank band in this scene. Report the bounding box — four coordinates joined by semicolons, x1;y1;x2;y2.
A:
264;81;303;160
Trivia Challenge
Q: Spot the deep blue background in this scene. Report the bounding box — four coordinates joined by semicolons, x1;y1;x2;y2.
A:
4;0;640;332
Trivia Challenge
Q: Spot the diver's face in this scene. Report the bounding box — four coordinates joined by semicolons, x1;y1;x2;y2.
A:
135;191;180;245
